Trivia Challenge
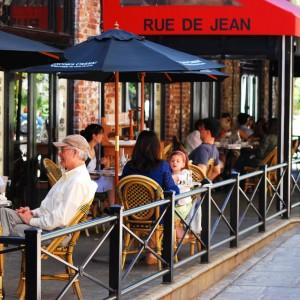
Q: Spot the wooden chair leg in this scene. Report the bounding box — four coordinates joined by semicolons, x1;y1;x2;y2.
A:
155;230;162;270
196;238;202;253
122;231;131;269
17;251;26;300
72;280;83;300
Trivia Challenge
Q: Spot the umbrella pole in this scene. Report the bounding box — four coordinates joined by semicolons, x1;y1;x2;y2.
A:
114;71;120;186
140;72;145;131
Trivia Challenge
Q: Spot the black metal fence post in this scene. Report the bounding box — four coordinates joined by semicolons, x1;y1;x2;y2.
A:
259;165;267;232
24;228;41;300
230;173;239;248
162;191;174;284
201;183;211;263
109;205;123;299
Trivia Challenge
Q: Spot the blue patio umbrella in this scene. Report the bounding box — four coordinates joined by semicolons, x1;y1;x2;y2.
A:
24;27;223;182
57;69;227;83
0;30;63;70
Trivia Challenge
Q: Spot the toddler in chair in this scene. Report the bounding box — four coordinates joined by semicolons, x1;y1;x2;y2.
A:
169;151;193;239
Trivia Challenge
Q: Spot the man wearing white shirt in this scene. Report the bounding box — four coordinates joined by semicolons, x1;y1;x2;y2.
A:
0;134;97;236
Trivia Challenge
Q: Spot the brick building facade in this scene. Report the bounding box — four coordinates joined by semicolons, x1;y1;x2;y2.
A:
73;0;272;142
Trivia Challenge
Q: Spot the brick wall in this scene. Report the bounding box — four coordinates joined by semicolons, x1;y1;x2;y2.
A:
164;83;191;142
73;0;101;132
221;59;241;121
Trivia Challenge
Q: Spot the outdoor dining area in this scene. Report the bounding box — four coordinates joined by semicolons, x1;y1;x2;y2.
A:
0;23;300;300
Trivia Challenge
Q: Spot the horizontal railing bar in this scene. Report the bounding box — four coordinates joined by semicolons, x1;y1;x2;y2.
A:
210;236;236;250
292;158;300;163
174;188;207;200
174;250;206;269
266;209;287;222
211;178;236;189
240;170;263;180
123;199;170;217
268;163;287;171
121;269;169;295
239;222;263;236
291;202;300;208
0;236;25;245
0;245;25;254
41;215;117;241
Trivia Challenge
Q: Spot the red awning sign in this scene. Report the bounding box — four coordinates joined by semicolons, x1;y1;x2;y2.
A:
102;0;300;37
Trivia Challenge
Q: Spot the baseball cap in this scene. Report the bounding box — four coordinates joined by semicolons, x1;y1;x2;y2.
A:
53;134;90;154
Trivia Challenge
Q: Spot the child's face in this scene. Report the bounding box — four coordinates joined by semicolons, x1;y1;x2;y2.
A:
170;154;185;173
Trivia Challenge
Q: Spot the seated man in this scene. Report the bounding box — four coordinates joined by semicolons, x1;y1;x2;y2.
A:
0;134;97;237
189;118;221;181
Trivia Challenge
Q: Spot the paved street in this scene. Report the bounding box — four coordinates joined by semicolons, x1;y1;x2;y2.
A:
197;225;300;300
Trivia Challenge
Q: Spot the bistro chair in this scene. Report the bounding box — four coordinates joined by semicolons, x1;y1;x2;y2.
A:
43;158;62;187
17;199;94;300
116;175;165;269
188;163;206;182
244;147;278;194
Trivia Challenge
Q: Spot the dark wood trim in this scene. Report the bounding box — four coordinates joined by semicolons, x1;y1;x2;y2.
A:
0;24;72;48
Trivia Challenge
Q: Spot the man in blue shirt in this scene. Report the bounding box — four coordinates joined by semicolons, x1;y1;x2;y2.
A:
189;118;221;180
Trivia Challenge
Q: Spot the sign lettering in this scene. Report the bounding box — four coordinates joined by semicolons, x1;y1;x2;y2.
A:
144;17;251;33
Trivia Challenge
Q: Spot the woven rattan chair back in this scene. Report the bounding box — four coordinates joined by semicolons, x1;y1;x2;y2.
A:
117;175;164;221
43;158;62;187
188;163;206;182
117;175;164;269
18;199;93;300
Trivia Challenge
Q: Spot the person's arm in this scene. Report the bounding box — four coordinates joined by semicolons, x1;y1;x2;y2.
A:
162;162;180;194
209;164;221;180
29;181;95;230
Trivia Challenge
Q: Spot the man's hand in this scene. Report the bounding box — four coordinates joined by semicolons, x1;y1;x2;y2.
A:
18;210;33;224
16;206;30;214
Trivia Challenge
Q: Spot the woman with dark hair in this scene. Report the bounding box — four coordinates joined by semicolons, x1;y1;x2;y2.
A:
121;130;179;194
80;124;115;205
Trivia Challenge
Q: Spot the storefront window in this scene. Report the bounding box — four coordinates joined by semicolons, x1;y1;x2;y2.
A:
1;0;71;33
192;81;217;121
241;74;259;120
57;78;67;141
121;0;240;6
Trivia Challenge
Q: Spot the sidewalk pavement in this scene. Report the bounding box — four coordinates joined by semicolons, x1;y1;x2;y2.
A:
197;225;300;300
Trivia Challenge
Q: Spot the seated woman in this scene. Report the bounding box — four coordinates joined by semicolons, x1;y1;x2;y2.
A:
121;130;179;194
121;130;179;264
234;118;278;173
80;124;115;205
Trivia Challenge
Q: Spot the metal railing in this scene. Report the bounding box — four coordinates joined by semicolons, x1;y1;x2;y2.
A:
1;158;299;299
